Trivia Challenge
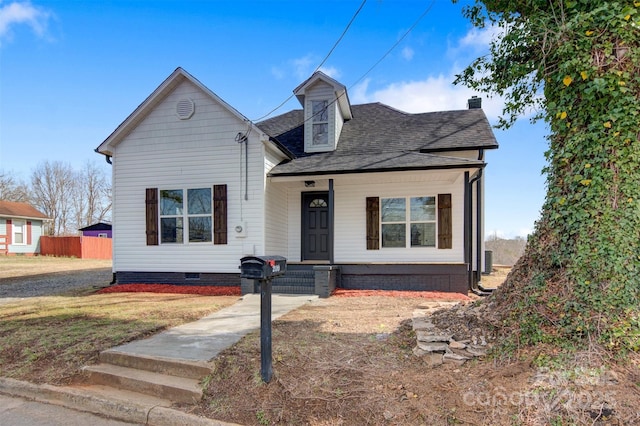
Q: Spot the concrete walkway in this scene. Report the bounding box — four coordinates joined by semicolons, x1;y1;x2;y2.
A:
0;293;319;425
108;293;318;362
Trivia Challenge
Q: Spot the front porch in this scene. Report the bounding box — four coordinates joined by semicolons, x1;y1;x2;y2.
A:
240;262;469;297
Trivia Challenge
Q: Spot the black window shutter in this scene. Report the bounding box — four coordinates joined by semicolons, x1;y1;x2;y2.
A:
145;188;159;246
438;193;452;249
213;184;227;245
366;197;380;250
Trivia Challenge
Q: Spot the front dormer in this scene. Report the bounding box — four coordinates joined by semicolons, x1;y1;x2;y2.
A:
294;71;353;153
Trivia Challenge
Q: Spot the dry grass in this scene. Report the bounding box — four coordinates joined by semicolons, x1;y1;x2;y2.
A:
0;256;111;279
479;265;512;289
0;256;240;385
0;256;239;385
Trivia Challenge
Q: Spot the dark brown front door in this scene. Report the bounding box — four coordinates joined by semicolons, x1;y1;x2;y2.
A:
302;192;330;260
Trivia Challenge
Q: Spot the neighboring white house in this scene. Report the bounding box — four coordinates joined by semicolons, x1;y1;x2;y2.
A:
96;68;497;295
0;200;49;255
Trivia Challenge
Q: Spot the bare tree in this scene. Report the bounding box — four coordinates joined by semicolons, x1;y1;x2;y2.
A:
72;161;112;229
0;171;29;202
30;161;76;235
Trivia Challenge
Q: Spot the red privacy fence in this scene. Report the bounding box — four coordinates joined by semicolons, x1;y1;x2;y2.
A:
40;236;112;259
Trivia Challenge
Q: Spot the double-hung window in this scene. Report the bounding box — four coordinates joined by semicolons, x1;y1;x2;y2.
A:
159;188;212;244
311;100;329;145
380;196;436;248
12;220;26;245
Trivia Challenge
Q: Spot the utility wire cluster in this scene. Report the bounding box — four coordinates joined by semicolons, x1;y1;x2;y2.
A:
250;0;436;130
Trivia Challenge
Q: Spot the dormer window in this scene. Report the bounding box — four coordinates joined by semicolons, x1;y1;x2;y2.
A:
312;100;329;145
294;71;353;153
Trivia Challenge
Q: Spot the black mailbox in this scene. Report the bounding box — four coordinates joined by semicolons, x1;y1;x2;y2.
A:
240;255;287;280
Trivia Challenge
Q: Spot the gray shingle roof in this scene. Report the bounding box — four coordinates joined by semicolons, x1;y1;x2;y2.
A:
258;102;497;176
267;150;485;176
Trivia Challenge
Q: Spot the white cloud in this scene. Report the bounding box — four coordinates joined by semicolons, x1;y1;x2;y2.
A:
401;46;414;61
291;54;315;80
348;24;537;124
270;55;342;82
459;24;503;50
352;73;504;121
0;1;52;43
318;66;340;79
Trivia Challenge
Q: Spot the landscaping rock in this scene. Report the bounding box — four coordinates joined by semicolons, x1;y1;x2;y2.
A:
448;340;466;349
411;301;494;365
416;341;449;352
416;330;452;343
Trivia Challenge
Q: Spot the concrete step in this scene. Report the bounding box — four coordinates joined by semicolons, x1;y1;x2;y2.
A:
83;363;203;404
100;349;211;379
272;285;315;294
273;277;314;286
71;384;173;408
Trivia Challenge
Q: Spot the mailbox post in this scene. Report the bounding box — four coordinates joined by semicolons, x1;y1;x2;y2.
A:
239;255;287;383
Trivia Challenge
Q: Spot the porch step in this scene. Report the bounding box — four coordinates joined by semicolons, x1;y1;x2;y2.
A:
82;363;203;404
272;269;314;294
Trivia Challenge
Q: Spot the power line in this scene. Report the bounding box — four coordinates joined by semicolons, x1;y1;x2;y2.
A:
256;0;436;133
348;0;435;90
251;0;367;122
315;0;367;72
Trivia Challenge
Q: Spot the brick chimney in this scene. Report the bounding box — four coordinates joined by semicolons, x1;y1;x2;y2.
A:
467;96;482;109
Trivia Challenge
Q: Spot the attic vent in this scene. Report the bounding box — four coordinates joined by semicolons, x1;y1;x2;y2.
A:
176;98;195;120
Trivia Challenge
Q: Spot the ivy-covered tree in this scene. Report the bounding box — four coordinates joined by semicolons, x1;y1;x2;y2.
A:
455;1;640;352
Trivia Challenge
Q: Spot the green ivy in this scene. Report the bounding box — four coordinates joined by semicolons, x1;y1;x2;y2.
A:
455;1;640;353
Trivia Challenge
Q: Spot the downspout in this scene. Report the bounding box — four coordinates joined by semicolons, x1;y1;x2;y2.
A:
476;150;493;293
467;170;491;296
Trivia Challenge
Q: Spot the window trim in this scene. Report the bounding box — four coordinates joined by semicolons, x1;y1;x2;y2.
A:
158;187;213;244
379;196;438;249
311;99;329;146
146;185;227;246
12;219;26;245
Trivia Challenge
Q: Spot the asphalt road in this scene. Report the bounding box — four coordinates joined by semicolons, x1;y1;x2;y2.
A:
0;394;139;426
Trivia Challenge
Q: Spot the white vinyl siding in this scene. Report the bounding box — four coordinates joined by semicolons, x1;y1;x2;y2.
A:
264;146;289;255
272;171;466;263
110;80;266;273
332;172;465;263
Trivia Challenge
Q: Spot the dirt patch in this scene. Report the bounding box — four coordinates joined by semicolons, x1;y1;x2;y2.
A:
191;295;640;425
478;265;511;290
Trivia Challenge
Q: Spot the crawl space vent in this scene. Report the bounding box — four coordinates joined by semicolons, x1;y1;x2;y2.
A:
176;98;195;120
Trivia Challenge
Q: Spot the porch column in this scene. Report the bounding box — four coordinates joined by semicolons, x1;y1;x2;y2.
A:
328;179;334;264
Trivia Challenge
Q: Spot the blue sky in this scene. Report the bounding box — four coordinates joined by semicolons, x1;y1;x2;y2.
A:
0;0;547;238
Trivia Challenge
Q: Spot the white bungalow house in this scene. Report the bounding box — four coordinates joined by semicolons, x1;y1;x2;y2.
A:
96;68;497;296
0;200;50;255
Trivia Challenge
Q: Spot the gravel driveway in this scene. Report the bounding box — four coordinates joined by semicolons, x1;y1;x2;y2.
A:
0;268;112;302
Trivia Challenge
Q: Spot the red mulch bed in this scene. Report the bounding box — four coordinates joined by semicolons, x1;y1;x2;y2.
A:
331;288;470;301
97;284;241;296
97;284;470;301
